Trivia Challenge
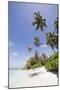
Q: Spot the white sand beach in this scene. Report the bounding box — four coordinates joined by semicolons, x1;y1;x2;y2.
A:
9;66;58;88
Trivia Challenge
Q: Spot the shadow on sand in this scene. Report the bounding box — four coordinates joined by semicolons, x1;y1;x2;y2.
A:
29;70;58;77
50;71;58;77
29;71;45;77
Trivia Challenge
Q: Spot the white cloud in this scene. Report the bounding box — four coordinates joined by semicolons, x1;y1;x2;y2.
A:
41;44;48;48
12;52;18;56
9;41;14;47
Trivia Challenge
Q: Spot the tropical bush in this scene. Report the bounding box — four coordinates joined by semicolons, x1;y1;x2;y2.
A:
31;63;42;69
45;52;58;72
25;52;58;72
25;54;48;69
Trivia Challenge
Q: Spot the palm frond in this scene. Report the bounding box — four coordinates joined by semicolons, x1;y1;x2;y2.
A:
32;11;47;31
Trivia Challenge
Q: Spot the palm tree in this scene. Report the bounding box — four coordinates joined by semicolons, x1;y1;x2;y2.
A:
34;36;40;60
54;35;58;49
47;17;59;50
46;17;59;51
28;45;32;52
42;53;48;61
54;17;58;49
54;17;58;33
32;11;47;31
34;36;40;47
46;32;55;50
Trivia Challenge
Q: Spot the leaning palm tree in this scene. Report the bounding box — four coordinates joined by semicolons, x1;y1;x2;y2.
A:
32;11;47;31
46;32;56;51
46;17;58;51
34;36;40;60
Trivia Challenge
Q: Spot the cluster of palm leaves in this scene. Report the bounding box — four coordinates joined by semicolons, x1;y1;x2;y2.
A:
32;11;47;31
32;11;58;51
46;32;58;50
34;36;40;47
32;12;47;50
46;17;58;50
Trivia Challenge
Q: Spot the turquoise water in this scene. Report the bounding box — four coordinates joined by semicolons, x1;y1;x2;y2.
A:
9;69;30;88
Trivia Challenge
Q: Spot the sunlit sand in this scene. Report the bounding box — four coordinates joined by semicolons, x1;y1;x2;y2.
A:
9;66;58;88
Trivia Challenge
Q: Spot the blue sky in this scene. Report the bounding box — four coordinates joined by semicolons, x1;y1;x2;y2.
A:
8;2;58;68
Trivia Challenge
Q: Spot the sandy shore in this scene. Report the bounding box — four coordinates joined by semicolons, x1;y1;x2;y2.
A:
9;66;58;88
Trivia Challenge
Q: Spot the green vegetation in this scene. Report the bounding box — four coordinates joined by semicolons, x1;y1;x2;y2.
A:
25;54;48;69
45;52;58;72
25;52;58;74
